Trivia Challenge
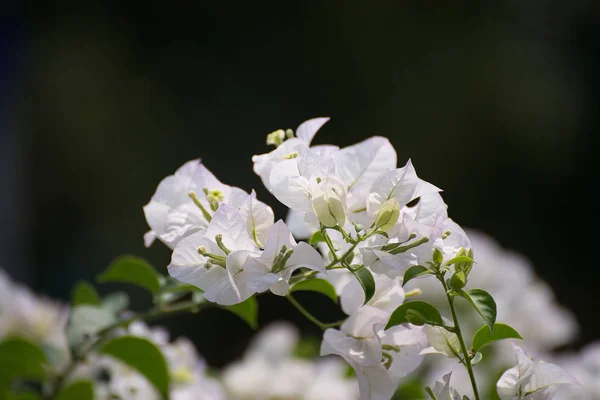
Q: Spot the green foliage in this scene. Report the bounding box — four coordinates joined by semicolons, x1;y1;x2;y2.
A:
309;231;326;245
350;266;375;304
455;288;497;332
97;256;161;294
386;300;443;329
0;338;47;387
71;281;101;306
472;323;523;352
402;265;431;287
290;279;338;303
67;305;116;352
154;278;202;306
222;297;258;329
99;336;170;399
432;248;444;266
450;271;467;290
56;380;95;400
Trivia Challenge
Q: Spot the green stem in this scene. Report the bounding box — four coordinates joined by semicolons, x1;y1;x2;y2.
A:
49;300;208;399
286;294;343;331
439;276;481;400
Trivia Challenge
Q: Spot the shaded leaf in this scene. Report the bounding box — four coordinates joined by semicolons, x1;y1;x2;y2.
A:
290;279;337;303
402;265;431;287
222;296;258;329
472;323;523;352
446;255;475;266
0;338;47;386
386;301;443;329
350;266;375;304
99;336;169;398
309;231;326;245
71;281;101;306
57;380;95;400
456;289;496;332
97;256;161;294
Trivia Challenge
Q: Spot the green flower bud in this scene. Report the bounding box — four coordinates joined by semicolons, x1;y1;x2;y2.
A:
432;248;444;267
312;184;346;228
373;198;400;232
266;129;286;146
450;271;467;290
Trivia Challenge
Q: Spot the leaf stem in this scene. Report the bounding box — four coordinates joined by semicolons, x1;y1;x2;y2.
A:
439;275;481;400
49;300;208;399
286;294;343;331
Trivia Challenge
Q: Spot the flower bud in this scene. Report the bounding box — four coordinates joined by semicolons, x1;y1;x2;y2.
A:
373;198;400;231
266;129;286;146
312;183;347;228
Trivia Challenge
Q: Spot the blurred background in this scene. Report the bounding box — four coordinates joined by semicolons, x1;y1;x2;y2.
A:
1;2;599;368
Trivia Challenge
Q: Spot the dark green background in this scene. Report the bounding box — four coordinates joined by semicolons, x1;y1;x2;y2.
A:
1;2;598;367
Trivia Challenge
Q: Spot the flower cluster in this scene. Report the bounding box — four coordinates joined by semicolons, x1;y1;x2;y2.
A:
0;117;585;400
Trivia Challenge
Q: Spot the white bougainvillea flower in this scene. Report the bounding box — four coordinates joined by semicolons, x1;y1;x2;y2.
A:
244;220;324;296
168;204;259;305
421;323;462;358
238;190;274;248
252;117;331;189
428;372;462;400
340;273;405;316
321;306;428;400
497;344;577;400
143;159;248;249
365;159;441;226
334;136;397;225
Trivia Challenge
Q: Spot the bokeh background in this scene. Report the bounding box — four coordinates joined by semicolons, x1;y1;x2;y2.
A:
1;2;599;368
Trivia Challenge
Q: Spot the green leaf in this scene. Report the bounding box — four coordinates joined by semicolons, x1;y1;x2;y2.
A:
386;301;443;329
402;265;431;287
154;280;202;306
450;271;466;290
71;281;101;306
472;323;523;352
290;279;338;303
222;296;258;329
456;289;497;332
446;255;475;266
67;305;116;352
0;338;47;386
350;266;375;304
309;231;326;245
97;256;161;294
99;336;169;398
57;380;95;400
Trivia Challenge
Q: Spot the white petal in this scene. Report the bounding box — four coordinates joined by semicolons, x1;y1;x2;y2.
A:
244;256;281;294
354;364;398;400
167;231;212;288
296;117;330;145
423;325;462;358
366;159;441;216
261;220;297;263
334;136;397;200
225;250;258;304
143;230;157;248
238;190;275;248
341;306;389;338
205;204;256;252
381;324;428;379
321;329;382;367
496;365;520;400
287;242;325;272
285;209;318;239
